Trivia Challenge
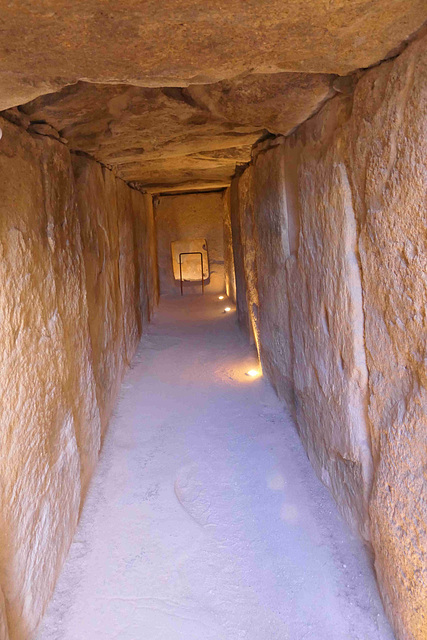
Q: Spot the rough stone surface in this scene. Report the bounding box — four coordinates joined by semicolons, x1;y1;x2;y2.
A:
235;167;260;349
0;0;425;112
229;179;250;336
251;149;291;400
0;118;99;640
232;139;372;539
0;118;157;640
231;32;427;640
72;158;125;436
222;189;236;303
72;157;158;435
14;75;333;192
1;6;424;193
131;188;159;324
0;590;7;640
116;180;142;363
286;141;373;542
345;37;427;640
155;191;225;296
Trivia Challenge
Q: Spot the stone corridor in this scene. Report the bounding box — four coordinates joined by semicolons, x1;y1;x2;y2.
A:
37;296;393;640
0;5;426;640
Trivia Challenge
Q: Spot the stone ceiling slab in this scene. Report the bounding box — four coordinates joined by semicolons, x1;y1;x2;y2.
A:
14;73;333;189
0;1;425;110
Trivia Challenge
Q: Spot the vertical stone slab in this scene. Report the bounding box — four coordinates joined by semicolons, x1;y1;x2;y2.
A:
72;157;126;436
131;189;150;328
236;166;260;349
288;132;372;539
230;177;250;334
116;179;141;364
222;188;236;302
146;193;160;317
132;191;159;323
143;193;160;318
0;588;8;640
231;100;373;541
0;118;159;640
41;142;101;501
346;35;427;640
0;118;100;639
250;145;294;405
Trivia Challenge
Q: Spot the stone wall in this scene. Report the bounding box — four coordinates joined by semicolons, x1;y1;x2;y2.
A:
0;119;158;640
230;178;250;335
230;33;426;640
155;191;226;296
222;188;236;303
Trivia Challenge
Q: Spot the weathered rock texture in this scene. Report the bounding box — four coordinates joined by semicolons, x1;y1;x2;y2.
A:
72;156;158;434
233;140;373;539
155;191;226;296
0;117;158;640
0;5;425;640
11;75;334;192
230;32;427;640
222;189;236;303
229;179;249;335
1;12;425;193
0;0;425;112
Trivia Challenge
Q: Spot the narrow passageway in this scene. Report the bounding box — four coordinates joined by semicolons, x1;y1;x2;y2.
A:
37;296;393;640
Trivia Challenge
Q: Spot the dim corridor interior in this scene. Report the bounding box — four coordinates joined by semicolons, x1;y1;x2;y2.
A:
36;294;394;640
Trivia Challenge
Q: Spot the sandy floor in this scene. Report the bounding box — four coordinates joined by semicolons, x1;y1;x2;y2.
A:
36;294;395;640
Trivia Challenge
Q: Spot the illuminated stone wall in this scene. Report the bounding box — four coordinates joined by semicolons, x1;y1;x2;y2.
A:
155;191;226;296
0;119;158;640
230;33;427;640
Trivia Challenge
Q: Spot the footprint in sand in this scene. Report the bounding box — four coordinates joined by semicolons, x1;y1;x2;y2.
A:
174;464;215;528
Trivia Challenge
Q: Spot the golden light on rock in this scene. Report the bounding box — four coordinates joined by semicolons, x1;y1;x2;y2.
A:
0;9;424;640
